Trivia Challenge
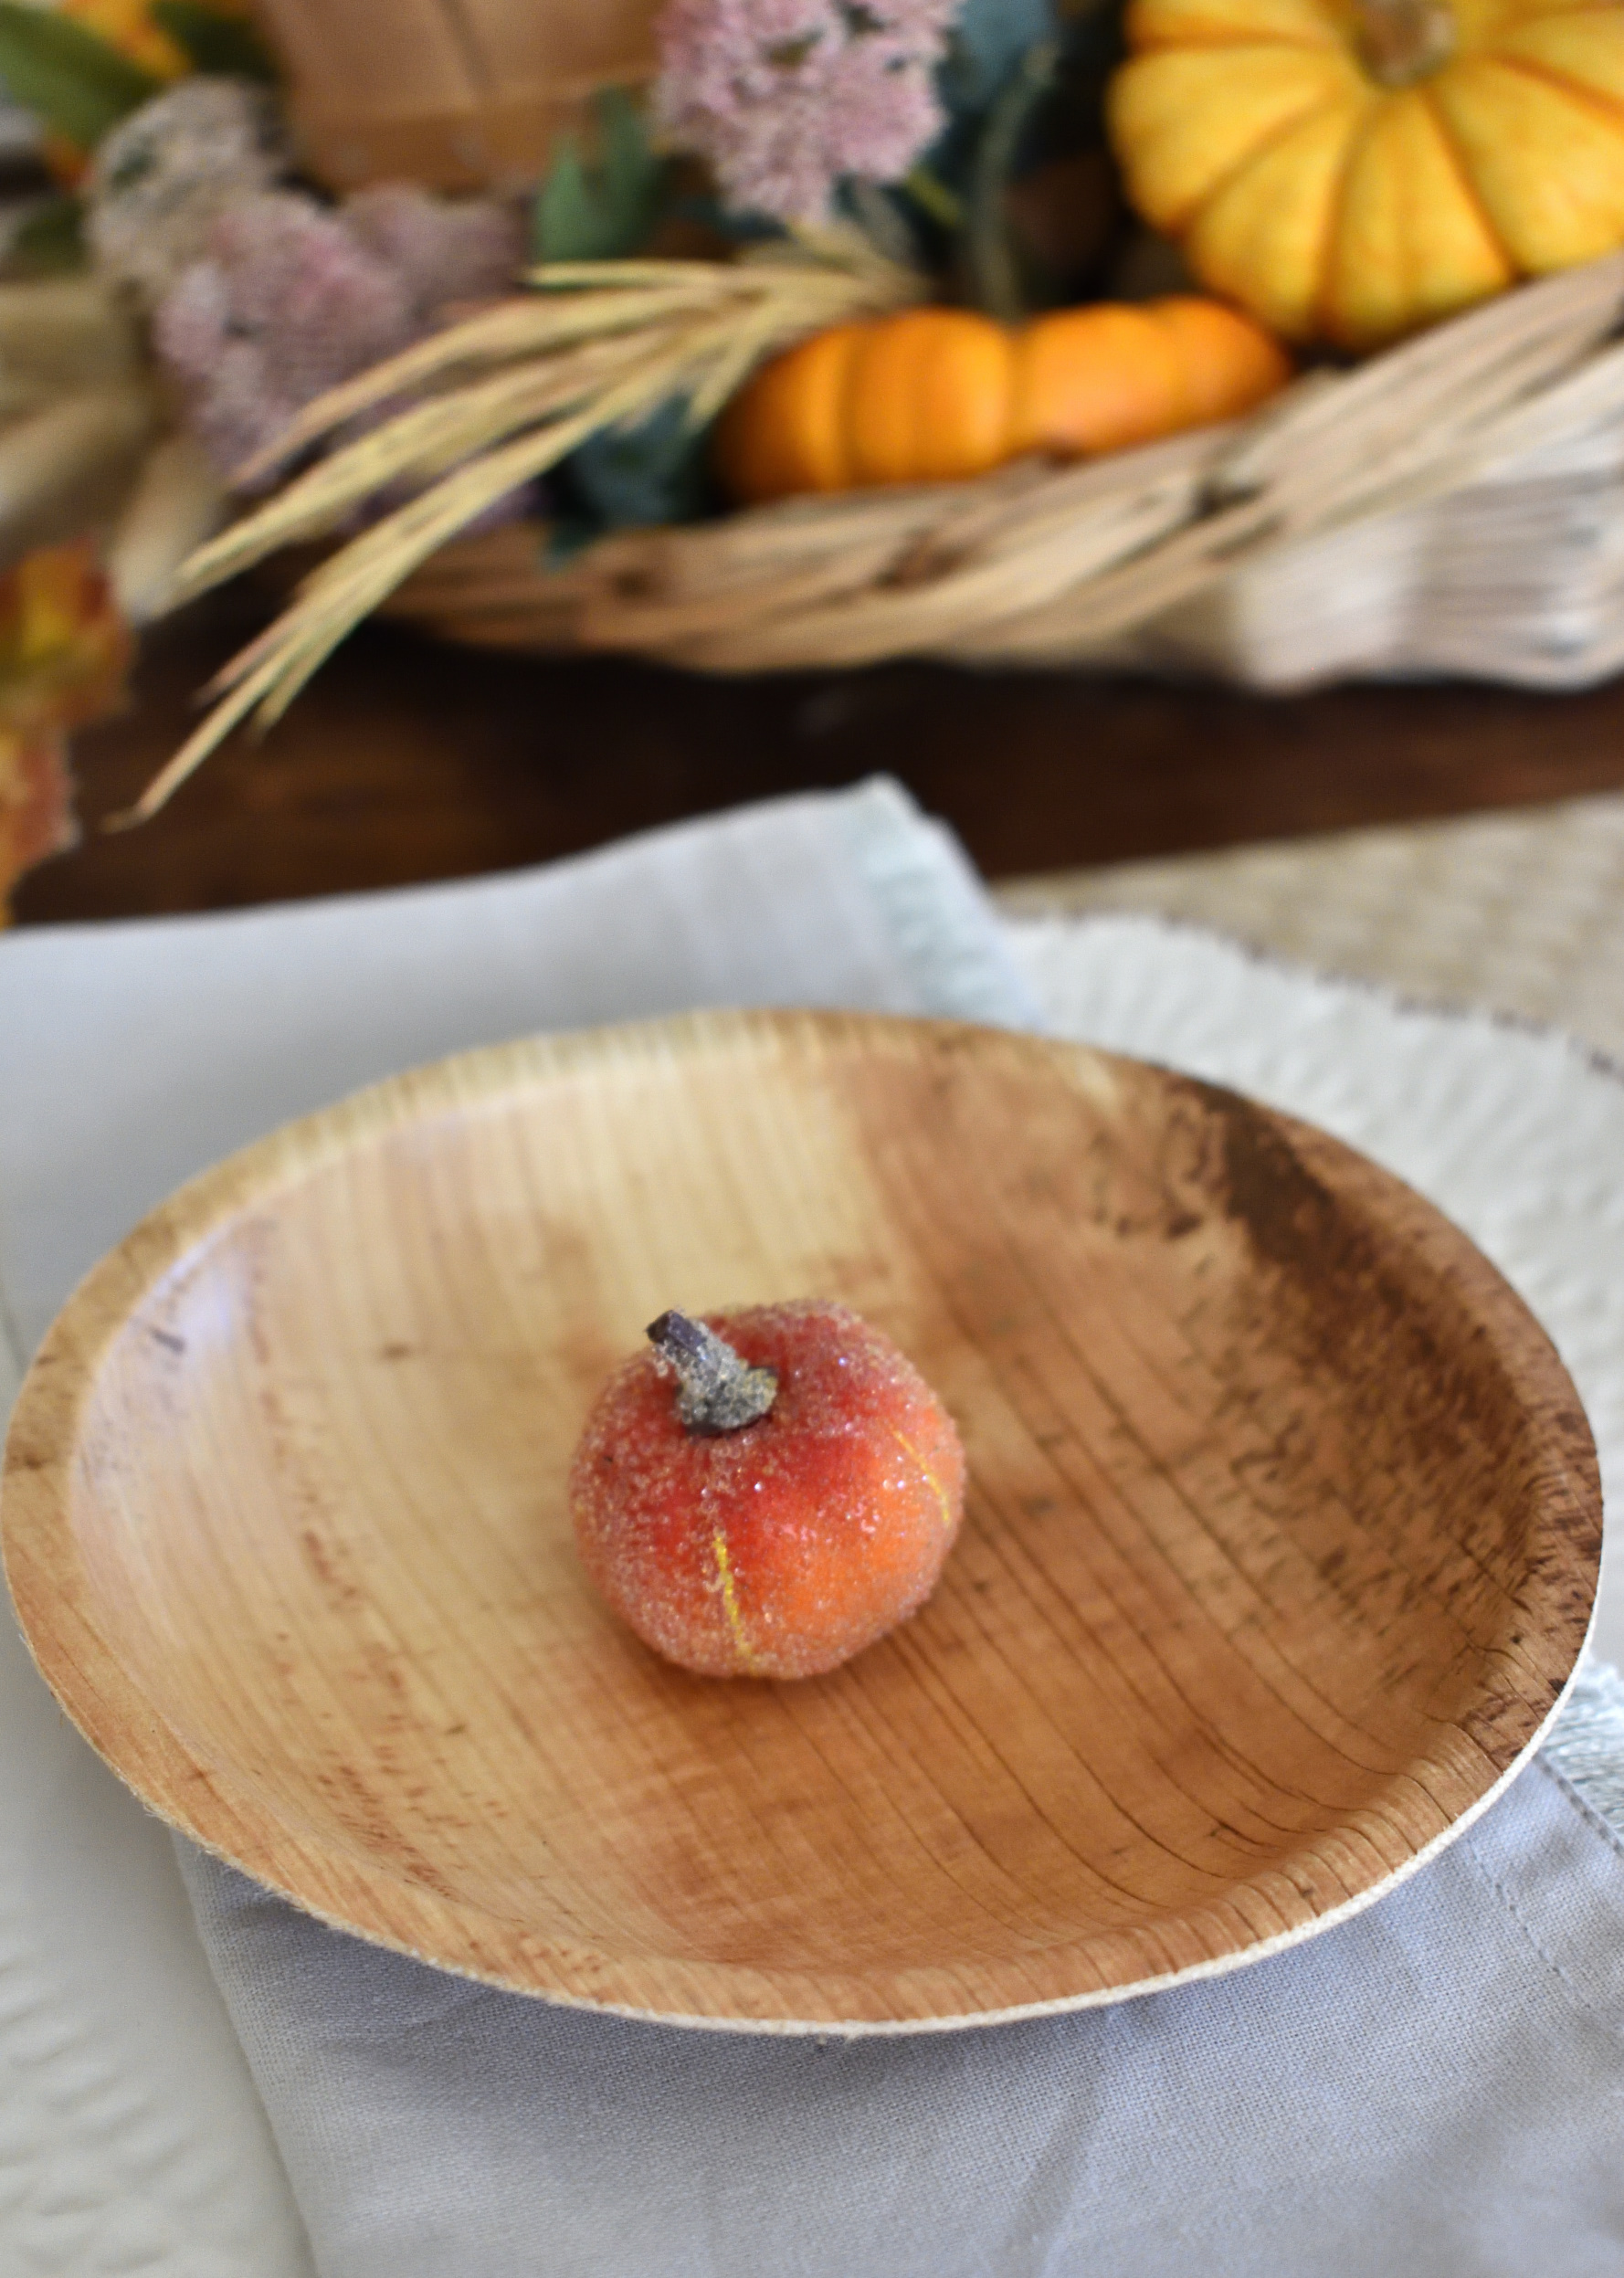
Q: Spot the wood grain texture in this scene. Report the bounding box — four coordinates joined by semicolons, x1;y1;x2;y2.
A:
25;600;1624;930
0;1012;1601;2031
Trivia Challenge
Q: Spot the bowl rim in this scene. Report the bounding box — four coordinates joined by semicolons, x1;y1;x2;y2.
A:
0;1007;1602;2033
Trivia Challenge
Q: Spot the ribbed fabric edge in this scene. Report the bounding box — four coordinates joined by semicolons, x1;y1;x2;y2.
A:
1544;1659;1624;1840
836;779;1045;1032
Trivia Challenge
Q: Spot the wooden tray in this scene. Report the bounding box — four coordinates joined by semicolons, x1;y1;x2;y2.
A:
0;1011;1601;2032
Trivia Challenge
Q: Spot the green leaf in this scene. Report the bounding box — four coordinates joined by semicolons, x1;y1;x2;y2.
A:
533;88;666;263
557;395;712;540
150;0;279;80
533;145;596;262
900;166;964;233
966;38;1060;320
7;192;87;275
941;0;1055;117
0;3;161;147
541;515;602;571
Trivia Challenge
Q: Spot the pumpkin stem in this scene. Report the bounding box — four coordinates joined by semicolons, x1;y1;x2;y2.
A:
647;1311;778;1435
1355;0;1455;84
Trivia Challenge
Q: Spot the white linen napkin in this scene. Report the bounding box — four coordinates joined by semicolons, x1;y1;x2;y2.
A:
2;778;1622;2278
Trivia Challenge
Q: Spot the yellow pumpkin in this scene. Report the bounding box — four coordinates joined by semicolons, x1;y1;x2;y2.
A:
715;298;1292;504
1108;0;1624;349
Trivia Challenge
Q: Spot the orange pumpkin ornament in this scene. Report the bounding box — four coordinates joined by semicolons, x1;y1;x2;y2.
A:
571;1302;965;1682
1107;0;1624;350
714;298;1291;504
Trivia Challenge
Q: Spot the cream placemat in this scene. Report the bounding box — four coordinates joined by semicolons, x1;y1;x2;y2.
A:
170;875;1624;2278
2;780;1620;2277
998;789;1624;1062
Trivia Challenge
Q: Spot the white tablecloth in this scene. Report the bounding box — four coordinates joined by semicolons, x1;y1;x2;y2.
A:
1;780;1620;2276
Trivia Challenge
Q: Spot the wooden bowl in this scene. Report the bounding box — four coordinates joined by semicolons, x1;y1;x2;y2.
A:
1;1011;1600;2032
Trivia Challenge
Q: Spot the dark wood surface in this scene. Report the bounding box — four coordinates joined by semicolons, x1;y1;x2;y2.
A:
16;591;1624;925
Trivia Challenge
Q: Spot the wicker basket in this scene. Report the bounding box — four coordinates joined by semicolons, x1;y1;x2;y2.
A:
249;0;659;191
369;252;1624;693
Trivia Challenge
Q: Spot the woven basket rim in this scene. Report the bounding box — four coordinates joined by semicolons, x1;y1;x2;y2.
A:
356;256;1624;683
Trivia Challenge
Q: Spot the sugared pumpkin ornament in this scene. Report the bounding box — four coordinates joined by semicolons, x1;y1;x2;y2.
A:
570;1302;965;1679
715;297;1291;503
1107;0;1624;349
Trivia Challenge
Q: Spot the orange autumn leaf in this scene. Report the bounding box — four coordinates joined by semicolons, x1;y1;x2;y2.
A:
0;539;131;728
0;541;132;918
61;0;195;80
0;727;78;917
42;0;261;183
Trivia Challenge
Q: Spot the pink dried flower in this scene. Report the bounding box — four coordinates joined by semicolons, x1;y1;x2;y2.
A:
153;192;413;480
154;268;286;474
341;185;524;325
656;0;957;223
153;186;523;487
86;79;289;309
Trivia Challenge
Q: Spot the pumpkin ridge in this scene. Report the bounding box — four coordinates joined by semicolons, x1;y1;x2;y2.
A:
1313;85;1395;336
1117;0;1624;337
1122;0;1345;52
1133;26;1342;47
837;322;877;490
1414;79;1512;269
1174;88;1366;234
1485;47;1624;127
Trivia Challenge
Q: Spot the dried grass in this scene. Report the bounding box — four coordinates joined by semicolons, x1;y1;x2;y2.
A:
129;235;920;821
135;248;1624;819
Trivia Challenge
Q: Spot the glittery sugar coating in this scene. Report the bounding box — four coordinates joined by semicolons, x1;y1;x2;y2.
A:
569;1301;965;1679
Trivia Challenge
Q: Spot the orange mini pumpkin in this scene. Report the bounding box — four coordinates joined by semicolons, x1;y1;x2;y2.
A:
714;298;1291;505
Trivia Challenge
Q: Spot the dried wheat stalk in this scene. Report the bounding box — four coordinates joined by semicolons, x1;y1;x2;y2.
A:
129;236;921;822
